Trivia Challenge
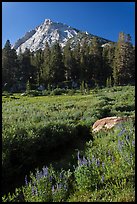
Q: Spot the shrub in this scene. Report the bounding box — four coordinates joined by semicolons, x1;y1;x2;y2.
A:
26;90;41;96
67;89;75;96
50;88;66;96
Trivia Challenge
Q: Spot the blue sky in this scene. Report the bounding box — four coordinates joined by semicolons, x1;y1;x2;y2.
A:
2;2;135;47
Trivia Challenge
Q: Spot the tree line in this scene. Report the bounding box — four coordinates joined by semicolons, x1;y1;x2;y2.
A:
2;32;135;92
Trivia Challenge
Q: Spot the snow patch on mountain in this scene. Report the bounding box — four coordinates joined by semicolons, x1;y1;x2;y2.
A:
14;19;79;54
13;18;112;54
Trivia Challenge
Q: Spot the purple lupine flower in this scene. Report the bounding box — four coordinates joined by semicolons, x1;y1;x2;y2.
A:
121;140;124;146
36;170;40;181
118;140;122;151
118;140;121;145
52;185;55;193
78;158;82;166
87;158;92;166
39;171;43;179
102;162;105;168
118;140;121;147
25;175;28;186
116;124;122;131
35;186;38;196
32;185;35;196
108;150;111;156
118;128;126;136
112;155;114;163
64;184;67;191
92;155;95;163
96;158;100;167
58;183;62;189
49;175;52;182
82;156;88;166
42;166;48;177
132;140;135;146
77;151;80;160
125;135;129;141
101;175;104;183
60;172;63;179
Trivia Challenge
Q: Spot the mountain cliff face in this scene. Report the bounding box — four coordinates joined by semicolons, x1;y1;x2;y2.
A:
13;19;112;54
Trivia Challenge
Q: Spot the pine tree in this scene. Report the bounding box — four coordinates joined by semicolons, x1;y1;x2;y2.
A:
2;40;19;91
102;42;115;86
31;49;44;87
18;48;36;89
79;38;90;82
89;37;103;86
49;42;65;85
63;42;75;81
113;32;135;85
106;76;112;88
72;42;81;81
41;41;51;85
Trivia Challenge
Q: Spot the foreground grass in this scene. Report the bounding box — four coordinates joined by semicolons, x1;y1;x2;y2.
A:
2;120;135;202
2;86;135;202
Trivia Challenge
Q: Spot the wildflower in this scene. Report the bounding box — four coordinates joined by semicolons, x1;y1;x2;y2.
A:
42;166;48;177
78;157;82;166
102;162;105;168
132;140;135;146
118;128;126;136
49;175;52;182
87;158;92;166
52;185;55;193
82;156;88;166
32;185;35;196
58;183;62;189
25;175;28;186
125;135;129;141
35;186;38;196
36;170;40;181
64;184;67;191
121;140;124;147
112;155;114;163
60;171;63;179
96;158;100;167
77;151;80;160
118;140;122;151
118;140;121;145
116;123;123;129
92;155;95;163
101;175;104;183
108;150;111;156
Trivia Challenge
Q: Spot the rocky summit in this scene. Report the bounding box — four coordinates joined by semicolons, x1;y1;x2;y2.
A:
13;18;111;54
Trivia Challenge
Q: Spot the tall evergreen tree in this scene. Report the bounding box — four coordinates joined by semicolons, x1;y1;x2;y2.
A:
41;42;51;85
89;37;103;86
49;42;65;85
30;49;44;86
72;42;81;81
102;42;115;85
63;42;75;81
18;48;35;88
79;38;90;82
113;32;135;85
2;40;19;91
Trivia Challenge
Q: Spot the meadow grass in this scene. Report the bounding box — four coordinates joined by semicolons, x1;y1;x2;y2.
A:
2;85;135;202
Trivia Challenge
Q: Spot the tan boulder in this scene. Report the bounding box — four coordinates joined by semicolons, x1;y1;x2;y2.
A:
92;116;133;133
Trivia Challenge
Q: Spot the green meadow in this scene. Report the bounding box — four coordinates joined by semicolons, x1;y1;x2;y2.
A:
2;85;135;202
